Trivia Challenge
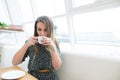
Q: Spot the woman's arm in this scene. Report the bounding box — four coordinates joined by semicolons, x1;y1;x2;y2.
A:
12;37;38;65
50;49;62;70
42;37;62;70
12;43;29;65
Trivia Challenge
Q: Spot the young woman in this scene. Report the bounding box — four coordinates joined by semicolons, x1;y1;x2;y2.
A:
12;16;62;80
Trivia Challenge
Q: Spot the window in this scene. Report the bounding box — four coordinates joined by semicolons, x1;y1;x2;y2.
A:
0;0;11;24
73;7;120;45
2;0;120;46
32;0;66;17
19;0;34;23
53;16;70;42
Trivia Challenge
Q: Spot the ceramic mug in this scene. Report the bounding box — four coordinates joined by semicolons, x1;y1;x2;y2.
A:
38;36;43;44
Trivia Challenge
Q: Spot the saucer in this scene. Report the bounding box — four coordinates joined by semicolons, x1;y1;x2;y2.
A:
1;70;25;79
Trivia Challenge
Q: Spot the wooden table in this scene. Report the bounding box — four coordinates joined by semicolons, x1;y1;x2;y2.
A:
0;66;38;80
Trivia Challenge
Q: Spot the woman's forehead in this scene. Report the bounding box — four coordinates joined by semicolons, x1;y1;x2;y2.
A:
37;22;46;28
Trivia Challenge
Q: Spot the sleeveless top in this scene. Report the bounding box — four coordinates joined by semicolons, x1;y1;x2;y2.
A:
22;44;58;80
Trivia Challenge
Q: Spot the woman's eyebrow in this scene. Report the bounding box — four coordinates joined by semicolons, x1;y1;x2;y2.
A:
37;27;41;29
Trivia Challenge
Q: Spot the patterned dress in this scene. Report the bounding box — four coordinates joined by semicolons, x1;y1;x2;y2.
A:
22;44;58;80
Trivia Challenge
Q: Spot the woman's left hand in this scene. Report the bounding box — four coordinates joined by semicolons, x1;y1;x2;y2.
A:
42;37;54;47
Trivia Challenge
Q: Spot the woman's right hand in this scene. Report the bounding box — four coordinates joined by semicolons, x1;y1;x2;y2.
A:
26;37;38;47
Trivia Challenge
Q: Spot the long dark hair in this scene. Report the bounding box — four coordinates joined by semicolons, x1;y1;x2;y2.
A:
34;16;60;53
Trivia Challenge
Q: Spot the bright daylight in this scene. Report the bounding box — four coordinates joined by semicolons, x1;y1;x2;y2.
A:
0;0;120;80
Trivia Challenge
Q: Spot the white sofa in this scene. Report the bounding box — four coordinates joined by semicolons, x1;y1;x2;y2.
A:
1;45;120;80
57;53;120;80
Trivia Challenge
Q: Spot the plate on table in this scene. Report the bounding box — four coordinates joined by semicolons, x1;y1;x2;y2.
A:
1;70;25;79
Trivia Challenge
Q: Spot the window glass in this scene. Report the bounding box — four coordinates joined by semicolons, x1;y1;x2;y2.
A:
72;0;95;7
23;22;35;38
0;0;11;24
73;7;120;45
53;16;70;42
34;0;66;17
19;0;34;23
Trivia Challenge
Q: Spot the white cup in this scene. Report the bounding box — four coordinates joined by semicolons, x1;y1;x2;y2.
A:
38;36;43;44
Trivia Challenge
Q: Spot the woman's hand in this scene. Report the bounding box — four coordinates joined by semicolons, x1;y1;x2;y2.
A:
26;37;38;47
42;37;57;53
42;36;54;47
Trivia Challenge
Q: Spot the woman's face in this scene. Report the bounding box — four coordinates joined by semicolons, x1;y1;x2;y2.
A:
36;22;47;36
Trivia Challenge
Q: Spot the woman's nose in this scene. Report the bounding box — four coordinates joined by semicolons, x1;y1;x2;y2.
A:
40;31;45;35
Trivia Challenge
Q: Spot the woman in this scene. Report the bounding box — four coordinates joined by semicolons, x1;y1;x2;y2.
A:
12;16;62;80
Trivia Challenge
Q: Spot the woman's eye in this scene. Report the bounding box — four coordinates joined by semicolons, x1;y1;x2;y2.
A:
38;29;41;31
